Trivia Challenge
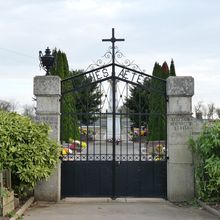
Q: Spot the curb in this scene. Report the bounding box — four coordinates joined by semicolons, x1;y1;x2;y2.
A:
61;197;166;203
197;199;220;218
10;197;34;220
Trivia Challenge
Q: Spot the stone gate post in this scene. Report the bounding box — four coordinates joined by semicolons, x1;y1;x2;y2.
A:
166;76;194;201
33;76;61;202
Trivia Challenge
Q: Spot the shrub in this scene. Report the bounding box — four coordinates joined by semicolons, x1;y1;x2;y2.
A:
189;121;220;202
0;111;60;196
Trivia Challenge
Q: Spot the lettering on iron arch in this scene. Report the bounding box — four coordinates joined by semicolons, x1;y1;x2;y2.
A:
116;67;144;84
88;67;110;81
88;66;145;84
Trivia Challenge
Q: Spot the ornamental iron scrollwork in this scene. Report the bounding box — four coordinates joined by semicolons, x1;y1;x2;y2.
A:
85;46;112;71
114;46;145;73
85;45;145;73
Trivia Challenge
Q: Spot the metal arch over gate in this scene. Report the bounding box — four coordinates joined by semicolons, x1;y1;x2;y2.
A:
61;28;167;198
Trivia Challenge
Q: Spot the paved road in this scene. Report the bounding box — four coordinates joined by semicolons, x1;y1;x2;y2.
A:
23;198;218;220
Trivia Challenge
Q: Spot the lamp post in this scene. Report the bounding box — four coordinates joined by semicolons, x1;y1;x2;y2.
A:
39;47;54;75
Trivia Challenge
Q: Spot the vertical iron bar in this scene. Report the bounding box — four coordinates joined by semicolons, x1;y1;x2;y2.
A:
139;90;141;161
93;116;96;160
92;82;96;160
86;118;89;161
126;83;129;160
102;28;124;198
86;89;89;161
120;111;122;159
152;113;155;161
80;122;83;161
165;81;168;162
60;83;63;144
131;112;133;159
112;29;116;199
70;79;76;161
106;109;108;159
99;83;102;159
165;81;168;198
60;86;64;160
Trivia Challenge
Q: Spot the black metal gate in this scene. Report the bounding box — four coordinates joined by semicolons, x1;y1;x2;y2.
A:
61;29;167;198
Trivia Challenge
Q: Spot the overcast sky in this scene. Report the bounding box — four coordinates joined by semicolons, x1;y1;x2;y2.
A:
0;0;220;111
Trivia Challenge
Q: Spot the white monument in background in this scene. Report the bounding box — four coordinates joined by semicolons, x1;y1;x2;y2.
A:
102;28;124;142
106;80;121;141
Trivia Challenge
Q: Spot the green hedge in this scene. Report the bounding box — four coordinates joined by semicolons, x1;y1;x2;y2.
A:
190;121;220;202
0;111;60;196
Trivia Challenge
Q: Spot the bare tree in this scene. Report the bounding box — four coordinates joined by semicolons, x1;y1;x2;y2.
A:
194;101;204;119
22;104;35;120
207;103;215;120
216;108;220;119
0;100;17;112
194;101;203;113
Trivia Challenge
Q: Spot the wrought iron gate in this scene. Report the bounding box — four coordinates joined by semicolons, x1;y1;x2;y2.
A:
61;29;167;198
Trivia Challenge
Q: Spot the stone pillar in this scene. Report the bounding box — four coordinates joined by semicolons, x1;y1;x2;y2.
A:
167;76;194;201
33;76;61;202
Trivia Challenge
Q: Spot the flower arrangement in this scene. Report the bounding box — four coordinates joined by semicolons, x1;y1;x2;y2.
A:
61;139;87;155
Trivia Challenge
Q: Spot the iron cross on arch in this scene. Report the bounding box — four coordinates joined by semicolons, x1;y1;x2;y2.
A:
102;28;125;76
